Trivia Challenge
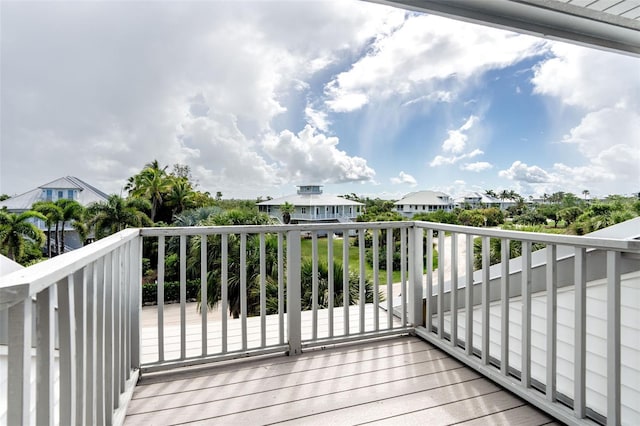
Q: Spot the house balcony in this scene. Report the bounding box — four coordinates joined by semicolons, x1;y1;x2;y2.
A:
1;221;639;425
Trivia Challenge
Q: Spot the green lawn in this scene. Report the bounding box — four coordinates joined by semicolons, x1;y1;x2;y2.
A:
300;237;401;285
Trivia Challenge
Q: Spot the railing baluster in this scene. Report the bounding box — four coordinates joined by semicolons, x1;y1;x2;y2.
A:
96;257;106;425
74;268;86;420
287;230;302;355
574;246;586;418
521;241;532;387
409;226;423;328
343;233;349;335
401;227;407;326
240;233;247;350
86;262;96;425
277;232;284;344
312;231;319;340
114;248;122;400
359;229;366;333
260;233;267;347
157;235;165;362
124;242;131;378
7;299;32;425
180;235;187;359
119;246;126;393
501;238;510;376
607;250;621;426
372;229;379;331
426;229;433;333
482;236;490;365
451;232;458;347
201;234;208;356
546;244;557;400
36;283;55;425
59;274;77;425
328;231;334;338
104;255;113;424
221;234;229;353
438;232;445;338
132;236;142;370
386;229;393;329
465;234;473;356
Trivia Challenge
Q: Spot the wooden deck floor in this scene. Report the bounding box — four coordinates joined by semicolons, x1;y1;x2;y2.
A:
126;335;559;425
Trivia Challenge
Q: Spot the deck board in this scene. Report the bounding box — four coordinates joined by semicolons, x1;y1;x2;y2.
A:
126;336;555;425
126;303;557;425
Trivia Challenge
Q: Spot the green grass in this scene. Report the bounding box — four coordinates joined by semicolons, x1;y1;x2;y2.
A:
300;237;401;285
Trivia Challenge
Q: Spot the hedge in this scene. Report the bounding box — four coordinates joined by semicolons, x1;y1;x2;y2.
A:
142;279;201;305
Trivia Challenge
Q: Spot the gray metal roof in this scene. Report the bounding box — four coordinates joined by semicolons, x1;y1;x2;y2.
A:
371;0;640;56
394;190;452;206
0;176;109;211
454;191;503;204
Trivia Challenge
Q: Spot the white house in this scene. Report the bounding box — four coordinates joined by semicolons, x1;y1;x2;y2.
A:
0;176;109;251
394;190;454;217
257;185;364;224
454;191;513;210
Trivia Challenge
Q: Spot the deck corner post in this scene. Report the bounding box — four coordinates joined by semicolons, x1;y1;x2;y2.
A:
286;229;302;356
408;225;424;327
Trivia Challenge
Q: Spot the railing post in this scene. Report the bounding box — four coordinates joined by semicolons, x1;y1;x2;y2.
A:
130;235;142;369
7;299;32;426
286;230;302;355
607;250;621;426
408;225;423;327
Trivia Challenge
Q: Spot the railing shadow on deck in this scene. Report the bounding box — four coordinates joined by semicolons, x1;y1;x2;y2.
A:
1;220;639;425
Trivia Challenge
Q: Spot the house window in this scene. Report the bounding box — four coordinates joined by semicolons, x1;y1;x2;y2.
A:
58;190;63;200
68;190;74;200
301;207;307;214
46;189;53;201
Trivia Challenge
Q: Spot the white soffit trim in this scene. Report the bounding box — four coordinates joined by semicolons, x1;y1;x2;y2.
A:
369;0;640;56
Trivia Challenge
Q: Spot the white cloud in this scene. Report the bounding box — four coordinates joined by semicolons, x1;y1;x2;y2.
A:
305;106;330;132
430;149;483;167
262;125;375;184
499;161;552;183
462;162;493;172
0;1;397;196
442;115;478;154
532;43;640;111
390;171;417;186
325;14;547;112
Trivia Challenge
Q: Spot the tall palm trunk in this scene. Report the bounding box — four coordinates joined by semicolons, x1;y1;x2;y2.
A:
46;226;52;257
54;222;60;256
60;220;68;254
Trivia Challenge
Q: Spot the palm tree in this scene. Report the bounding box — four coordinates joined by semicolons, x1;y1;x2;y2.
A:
129;167;170;222
280;202;294;224
582;189;590;201
484;189;497;198
0;210;46;261
33;201;62;257
56;199;84;254
86;195;153;239
165;177;196;217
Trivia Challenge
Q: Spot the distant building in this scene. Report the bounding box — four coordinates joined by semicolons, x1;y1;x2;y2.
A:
0;176;109;251
257;185;364;224
454;191;511;210
394;190;454;217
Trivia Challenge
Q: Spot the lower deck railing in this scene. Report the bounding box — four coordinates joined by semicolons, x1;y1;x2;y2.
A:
1;221;638;425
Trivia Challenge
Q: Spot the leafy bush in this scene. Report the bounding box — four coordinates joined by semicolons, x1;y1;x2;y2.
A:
142;279;201;305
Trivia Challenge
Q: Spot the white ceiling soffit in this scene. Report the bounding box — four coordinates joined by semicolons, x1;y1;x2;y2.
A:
368;0;640;56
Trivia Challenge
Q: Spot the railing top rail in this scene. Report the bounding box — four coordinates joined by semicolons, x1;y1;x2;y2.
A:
139;221;414;236
0;228;139;312
414;220;640;252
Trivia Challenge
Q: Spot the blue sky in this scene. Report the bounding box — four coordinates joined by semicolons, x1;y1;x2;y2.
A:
1;1;639;200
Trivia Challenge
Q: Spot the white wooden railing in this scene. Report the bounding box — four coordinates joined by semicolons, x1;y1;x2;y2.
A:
1;221;639;425
0;229;142;425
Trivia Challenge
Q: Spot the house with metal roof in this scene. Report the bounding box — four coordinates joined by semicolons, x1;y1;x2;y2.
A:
454;191;513;210
257;185;364;224
0;176;109;251
394;190;454;217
